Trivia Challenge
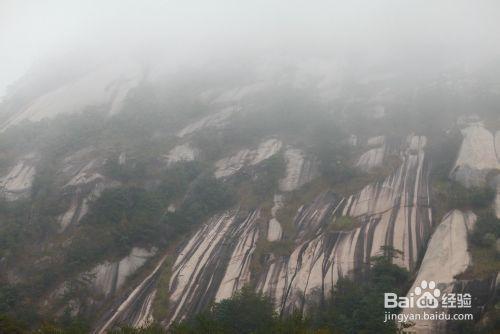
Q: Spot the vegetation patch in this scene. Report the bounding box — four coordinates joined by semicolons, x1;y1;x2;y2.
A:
152;257;174;321
328;216;358;231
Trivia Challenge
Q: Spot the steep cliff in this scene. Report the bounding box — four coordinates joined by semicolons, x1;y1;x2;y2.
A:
1;57;499;333
401;210;476;333
93;134;434;330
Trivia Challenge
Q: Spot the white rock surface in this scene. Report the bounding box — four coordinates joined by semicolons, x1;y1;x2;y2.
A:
165;210;261;323
279;148;318;192
57;148;116;231
57;198;79;231
65;160;104;187
177;108;234;138
214;139;282;178
60;147;102;185
451;122;500;187
99;135;434;326
356;147;385;171
0;156;36;201
165;143;198;166
260;135;432;313
168;212;238;322
401;210;476;333
267;195;284;242
118;152;127;165
215;211;260;301
91;247;156;297
367;135;385;147
267;219;283;242
356;136;386;171
95;254;169;334
0;60;141;131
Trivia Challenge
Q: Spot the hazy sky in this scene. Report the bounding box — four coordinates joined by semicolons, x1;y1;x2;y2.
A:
1;0;500;98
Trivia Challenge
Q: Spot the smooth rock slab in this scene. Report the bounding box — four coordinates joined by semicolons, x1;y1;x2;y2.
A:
214;139;282;178
177;108;234;138
267;194;284;242
451;122;500;187
356;146;385;171
91;247;157;297
356;136;386;171
165;143;198;166
279;148;318;192
367;135;385;147
401;210;476;333
260;135;432;314
267;219;283;242
0;60;140;131
0;155;36;201
165;210;261;324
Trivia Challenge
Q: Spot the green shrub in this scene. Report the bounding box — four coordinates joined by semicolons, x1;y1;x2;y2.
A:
180;175;235;222
329;216;356;231
472;213;500;247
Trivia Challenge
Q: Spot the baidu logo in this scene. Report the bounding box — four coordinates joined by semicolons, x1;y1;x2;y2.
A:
384;280;471;309
414;280;440;308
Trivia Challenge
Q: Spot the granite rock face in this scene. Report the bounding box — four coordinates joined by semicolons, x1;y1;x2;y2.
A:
0;154;37;201
90;247;157;297
95;254;169;333
401;210;476;334
176;107;235;138
259;136;431;314
279;148;319;192
0;60;141;131
57;148;118;231
451;122;500;188
356;136;386;171
267;195;284;242
94;135;434;328
214;139;282;178
165;143;198;166
166;210;260;323
343;135;430;270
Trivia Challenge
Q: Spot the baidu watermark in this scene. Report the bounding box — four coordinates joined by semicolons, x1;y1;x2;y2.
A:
383;280;473;323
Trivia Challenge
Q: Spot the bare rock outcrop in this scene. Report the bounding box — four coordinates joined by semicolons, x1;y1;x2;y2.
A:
260;135;431;313
401;210;476;333
92;135;433;328
279;148;318;192
356;136;386;171
451;121;500;188
57;148;118;231
176;107;235;138
214;139;282;178
91;247;157;297
166;210;260;323
164;143;198;166
0;60;141;131
0;154;36;201
267;195;284;242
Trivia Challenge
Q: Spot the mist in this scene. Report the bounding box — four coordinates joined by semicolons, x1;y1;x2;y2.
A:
3;2;500;332
2;0;500;99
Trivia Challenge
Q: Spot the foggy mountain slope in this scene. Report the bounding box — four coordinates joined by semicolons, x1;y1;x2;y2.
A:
93;133;432;330
0;57;499;334
0;59;142;132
